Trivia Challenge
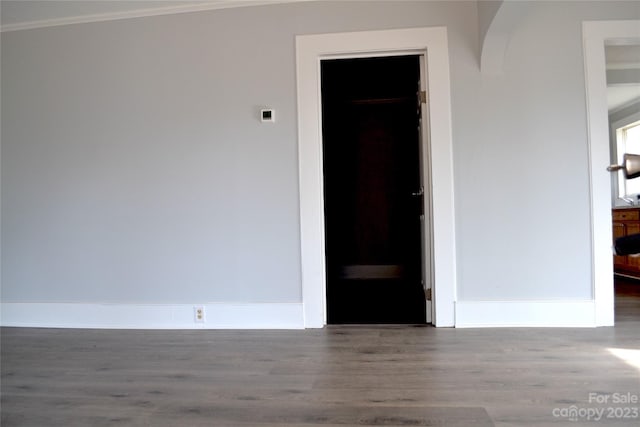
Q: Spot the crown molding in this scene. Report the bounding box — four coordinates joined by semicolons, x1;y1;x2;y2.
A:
0;0;313;32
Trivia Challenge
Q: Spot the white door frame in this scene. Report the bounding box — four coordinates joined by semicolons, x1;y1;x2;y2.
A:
583;20;640;327
295;27;456;328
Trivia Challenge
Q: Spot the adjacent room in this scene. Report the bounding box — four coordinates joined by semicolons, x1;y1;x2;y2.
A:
1;1;639;425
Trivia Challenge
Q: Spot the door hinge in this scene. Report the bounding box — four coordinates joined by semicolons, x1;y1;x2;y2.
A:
419;90;427;104
425;288;432;301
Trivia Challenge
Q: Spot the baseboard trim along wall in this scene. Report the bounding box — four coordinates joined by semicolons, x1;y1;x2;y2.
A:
0;303;305;329
455;300;597;328
2;300;599;329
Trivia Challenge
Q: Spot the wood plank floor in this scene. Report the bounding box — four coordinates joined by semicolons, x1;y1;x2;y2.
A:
2;284;639;426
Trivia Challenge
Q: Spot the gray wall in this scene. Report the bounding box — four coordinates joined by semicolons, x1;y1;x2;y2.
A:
477;0;503;51
456;1;638;300
2;1;639;305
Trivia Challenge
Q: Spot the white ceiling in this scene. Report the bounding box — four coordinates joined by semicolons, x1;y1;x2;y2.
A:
0;0;311;32
608;85;640;112
606;45;640;70
606;45;640;112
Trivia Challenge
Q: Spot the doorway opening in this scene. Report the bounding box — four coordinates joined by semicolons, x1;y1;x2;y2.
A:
605;42;640;321
321;55;429;324
295;27;456;328
584;20;640;326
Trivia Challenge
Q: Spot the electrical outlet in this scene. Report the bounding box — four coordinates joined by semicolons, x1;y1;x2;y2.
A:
194;306;205;323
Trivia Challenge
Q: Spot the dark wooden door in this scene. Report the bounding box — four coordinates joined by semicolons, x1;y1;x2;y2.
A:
321;55;426;324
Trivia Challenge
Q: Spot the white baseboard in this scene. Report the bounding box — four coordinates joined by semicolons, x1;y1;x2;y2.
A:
0;302;304;329
455;300;597;328
1;300;599;329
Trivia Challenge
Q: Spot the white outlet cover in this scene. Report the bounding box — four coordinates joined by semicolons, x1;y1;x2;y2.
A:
194;306;205;323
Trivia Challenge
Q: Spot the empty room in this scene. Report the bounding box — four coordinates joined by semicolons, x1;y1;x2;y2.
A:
1;0;639;425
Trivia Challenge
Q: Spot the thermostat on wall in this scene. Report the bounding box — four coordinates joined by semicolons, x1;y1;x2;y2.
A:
261;109;275;123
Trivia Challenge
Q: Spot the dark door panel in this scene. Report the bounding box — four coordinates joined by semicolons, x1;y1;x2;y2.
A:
321;56;426;324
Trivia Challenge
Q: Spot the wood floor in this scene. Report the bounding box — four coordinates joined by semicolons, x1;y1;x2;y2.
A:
2;283;639;426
